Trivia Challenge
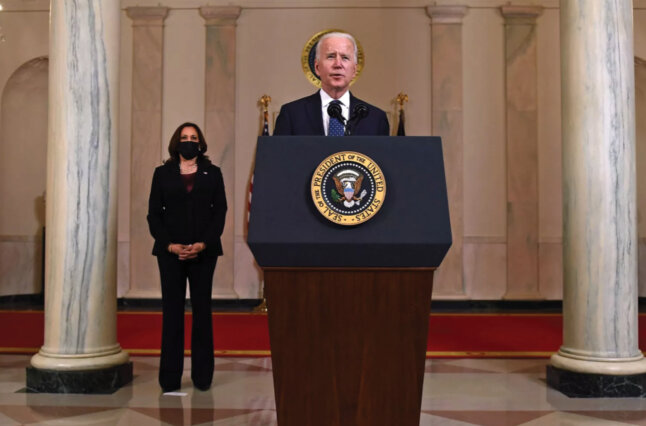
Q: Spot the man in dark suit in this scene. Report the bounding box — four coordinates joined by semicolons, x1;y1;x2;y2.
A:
273;32;390;136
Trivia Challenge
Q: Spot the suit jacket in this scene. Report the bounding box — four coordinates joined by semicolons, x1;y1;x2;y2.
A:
147;158;227;258
273;91;390;136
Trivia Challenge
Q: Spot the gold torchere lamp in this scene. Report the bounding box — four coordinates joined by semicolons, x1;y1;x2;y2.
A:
253;94;271;313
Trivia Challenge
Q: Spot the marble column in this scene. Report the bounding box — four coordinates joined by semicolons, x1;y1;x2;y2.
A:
26;0;132;393
547;0;646;397
126;7;168;298
200;6;241;298
501;6;542;299
427;5;467;298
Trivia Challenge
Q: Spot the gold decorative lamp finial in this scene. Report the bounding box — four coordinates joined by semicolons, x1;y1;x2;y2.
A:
259;94;271;111
396;92;409;108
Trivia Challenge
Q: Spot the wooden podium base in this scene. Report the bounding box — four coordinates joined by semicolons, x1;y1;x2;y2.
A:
264;268;435;426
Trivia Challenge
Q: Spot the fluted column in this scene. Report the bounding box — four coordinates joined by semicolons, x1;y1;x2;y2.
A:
200;6;241;298
501;6;542;299
27;0;131;393
427;6;467;298
547;0;646;397
126;7;168;298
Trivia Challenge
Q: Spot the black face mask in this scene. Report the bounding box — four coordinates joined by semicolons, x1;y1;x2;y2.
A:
178;142;200;160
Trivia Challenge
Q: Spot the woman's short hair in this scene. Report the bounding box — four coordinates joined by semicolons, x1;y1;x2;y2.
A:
315;32;358;64
167;122;208;163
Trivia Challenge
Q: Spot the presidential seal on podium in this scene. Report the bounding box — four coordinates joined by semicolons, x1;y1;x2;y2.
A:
311;151;386;225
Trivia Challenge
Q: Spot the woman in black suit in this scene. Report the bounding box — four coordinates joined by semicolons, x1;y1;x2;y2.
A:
147;122;227;392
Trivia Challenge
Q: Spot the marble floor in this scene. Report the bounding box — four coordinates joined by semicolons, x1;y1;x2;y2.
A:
2;355;646;425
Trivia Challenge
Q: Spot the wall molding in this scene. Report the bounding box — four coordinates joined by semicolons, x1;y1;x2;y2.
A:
538;237;562;244
463;236;562;244
0;0;561;12
8;1;646;12
464;236;506;244
0;235;39;242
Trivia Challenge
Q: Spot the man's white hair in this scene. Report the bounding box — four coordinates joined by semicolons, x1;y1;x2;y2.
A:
315;32;358;64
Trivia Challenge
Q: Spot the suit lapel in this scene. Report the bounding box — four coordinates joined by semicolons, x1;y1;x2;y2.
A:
166;162;189;199
349;92;369;134
193;160;208;192
306;91;324;135
349;92;357;133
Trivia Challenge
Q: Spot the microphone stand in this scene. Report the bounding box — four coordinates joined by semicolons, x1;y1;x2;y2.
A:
345;104;369;136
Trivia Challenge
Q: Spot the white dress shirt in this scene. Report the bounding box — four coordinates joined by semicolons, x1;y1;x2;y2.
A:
320;90;350;136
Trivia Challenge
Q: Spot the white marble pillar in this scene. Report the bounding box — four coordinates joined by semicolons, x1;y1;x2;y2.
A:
200;6;241;298
27;0;131;393
427;6;467;299
126;7;168;298
548;0;646;397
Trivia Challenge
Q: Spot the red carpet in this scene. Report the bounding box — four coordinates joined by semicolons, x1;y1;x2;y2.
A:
1;311;643;358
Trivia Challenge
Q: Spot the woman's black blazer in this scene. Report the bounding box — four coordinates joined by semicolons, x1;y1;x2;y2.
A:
147;158;227;258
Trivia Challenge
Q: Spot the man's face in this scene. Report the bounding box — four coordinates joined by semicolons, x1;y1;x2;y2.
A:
315;36;357;97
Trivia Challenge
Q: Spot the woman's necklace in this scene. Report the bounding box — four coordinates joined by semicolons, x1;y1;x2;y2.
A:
180;161;197;174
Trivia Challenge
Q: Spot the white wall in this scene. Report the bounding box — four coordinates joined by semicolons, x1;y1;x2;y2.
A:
0;9;49;296
1;0;646;299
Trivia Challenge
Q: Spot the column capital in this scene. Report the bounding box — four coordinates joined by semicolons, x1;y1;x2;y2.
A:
501;6;542;24
126;7;168;26
426;6;468;24
200;6;242;26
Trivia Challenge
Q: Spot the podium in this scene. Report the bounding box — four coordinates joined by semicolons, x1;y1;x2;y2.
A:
248;136;451;426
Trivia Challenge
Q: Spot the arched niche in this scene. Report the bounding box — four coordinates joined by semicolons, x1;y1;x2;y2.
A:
0;56;48;296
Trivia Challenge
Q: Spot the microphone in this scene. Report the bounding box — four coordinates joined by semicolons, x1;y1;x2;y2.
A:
327;102;345;124
345;103;369;136
351;103;368;121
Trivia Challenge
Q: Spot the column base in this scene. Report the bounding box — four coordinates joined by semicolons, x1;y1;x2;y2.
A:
26;362;133;394
547;365;646;398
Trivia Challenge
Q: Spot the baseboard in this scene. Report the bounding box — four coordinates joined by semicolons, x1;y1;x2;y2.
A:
5;295;646;314
0;294;43;309
430;300;564;313
0;295;263;312
117;298;263;312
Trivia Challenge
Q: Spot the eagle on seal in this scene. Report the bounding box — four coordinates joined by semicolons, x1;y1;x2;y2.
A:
333;173;365;208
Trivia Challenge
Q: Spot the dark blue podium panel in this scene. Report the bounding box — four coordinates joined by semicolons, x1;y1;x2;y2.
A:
247;136;452;267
